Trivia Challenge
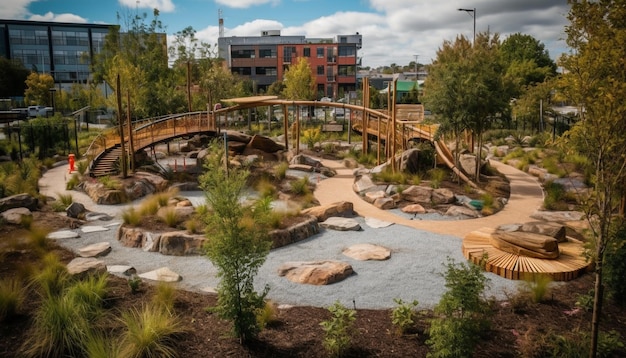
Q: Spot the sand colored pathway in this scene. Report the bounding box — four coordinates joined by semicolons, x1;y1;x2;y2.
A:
313;159;545;238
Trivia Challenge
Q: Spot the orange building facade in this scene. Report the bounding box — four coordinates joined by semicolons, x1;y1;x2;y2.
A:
218;31;362;99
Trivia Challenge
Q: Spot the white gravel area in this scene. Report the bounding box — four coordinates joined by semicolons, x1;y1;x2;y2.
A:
51;212;521;310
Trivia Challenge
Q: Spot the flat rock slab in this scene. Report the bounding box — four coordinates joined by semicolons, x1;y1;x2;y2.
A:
2;207;32;224
81;225;110;233
277;260;353;285
139;267;182;282
364;217;394;228
78;242;111;258
47;230;80;239
343;244;391;261
401;204;426;214
320;217;361;231
531;210;584;222
66;257;107;276
85;212;114;221
107;265;136;276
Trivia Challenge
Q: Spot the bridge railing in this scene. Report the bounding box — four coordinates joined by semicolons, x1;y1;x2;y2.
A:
85;111;214;165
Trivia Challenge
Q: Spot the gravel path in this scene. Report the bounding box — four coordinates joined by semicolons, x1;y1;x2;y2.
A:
39;159;540;309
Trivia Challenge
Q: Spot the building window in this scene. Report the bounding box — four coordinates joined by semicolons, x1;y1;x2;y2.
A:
283;46;296;63
326;66;335;82
317;65;324;75
338;46;355;57
303;47;310;57
231;67;251;75
338;65;356;76
256;67;277;76
259;49;275;58
326;47;336;63
232;49;255;59
317;47;324;58
339;36;347;43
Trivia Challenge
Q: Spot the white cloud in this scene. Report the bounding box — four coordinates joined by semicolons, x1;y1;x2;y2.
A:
118;0;175;12
214;0;280;10
0;0;36;19
28;12;88;23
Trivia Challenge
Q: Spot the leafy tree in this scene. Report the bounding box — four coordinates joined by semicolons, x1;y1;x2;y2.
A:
283;57;315;100
0;57;29;98
424;33;512;181
94;9;183;118
199;142;272;344
24;72;55;106
559;1;626;356
266;80;286;97
512;79;555;132
426;258;490;358
501;33;557;93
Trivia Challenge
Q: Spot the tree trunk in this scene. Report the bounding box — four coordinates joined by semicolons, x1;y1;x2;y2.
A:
590;248;604;358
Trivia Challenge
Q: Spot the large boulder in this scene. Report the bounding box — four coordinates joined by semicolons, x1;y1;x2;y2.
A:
398;148;429;174
302;201;354;222
342;244;391;261
320;217;361;231
247;134;284;153
530;210;585;222
353;175;377;194
277;260;354;285
402;185;432;203
0;193;38;212
402;204;426;214
66;202;86;219
445;205;481;218
432;188;456;204
291;154;322;168
520;222;567;242
374;197;396;209
1;207;32;224
225;130;252;144
159;231;207;256
364;190;386;204
66;257;107;276
269;216;319;248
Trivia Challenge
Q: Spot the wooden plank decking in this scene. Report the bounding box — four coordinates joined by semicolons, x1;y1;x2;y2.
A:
462;227;591;281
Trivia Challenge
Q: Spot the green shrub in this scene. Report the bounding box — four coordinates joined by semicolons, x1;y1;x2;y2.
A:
543;181;569;211
66;173;81;190
274;161;289;180
320;301;357;357
160;207;179;228
575;290;594;312
31;253;70;298
520;274;552;303
0;278;26;321
98;175;121;190
542;156;566;177
302;128;322;150
152;282;177;314
256;299;279;329
76;160;88;176
605;224;626;305
122;207;141;226
118;305;185;358
427;258;491;358
428;168;446;189
391;298;419;335
128;275;142;294
290;176;310;196
22;294;90;357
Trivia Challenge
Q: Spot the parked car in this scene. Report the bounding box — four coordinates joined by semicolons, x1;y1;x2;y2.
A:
27;105;53;118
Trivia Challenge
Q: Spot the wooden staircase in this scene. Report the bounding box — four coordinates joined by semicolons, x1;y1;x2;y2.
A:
89;144;122;177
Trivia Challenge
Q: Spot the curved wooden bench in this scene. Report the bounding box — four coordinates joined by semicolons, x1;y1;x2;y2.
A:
462;227;591;281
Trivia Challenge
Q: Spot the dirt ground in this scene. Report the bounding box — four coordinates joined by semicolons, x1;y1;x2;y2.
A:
1;204;625;357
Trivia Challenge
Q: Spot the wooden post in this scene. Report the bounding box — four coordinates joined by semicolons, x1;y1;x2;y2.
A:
116;74;127;178
295;104;300;154
391;79;398;172
282;104;289;150
187;60;192;112
126;90;135;173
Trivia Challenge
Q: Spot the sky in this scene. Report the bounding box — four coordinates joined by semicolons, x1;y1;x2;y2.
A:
1;0;571;68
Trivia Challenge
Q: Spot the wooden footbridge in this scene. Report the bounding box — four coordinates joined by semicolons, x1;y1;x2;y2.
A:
85;94;468;180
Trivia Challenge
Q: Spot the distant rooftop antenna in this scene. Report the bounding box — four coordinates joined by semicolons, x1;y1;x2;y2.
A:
218;9;224;38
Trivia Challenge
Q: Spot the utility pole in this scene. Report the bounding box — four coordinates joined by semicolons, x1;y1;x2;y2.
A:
413;54;419;80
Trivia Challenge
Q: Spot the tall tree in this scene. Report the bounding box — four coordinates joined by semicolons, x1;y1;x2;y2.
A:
282;57;315;100
559;1;626;357
424;33;512;182
24;72;54;106
94;9;183;118
199;142;272;344
0;57;29;98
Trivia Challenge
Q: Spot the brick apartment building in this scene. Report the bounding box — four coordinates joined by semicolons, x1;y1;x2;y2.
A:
218;30;362;99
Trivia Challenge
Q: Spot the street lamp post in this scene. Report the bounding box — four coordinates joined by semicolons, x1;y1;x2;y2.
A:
458;7;476;44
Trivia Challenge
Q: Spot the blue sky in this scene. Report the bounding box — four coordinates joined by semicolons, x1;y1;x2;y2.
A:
2;0;570;68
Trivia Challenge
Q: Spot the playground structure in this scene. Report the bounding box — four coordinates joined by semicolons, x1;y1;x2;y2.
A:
85;78;472;184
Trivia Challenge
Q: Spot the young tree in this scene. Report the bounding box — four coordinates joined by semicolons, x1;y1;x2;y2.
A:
283;57;315;100
199;142;273;344
559;1;626;357
427;258;490;358
424;33;512;181
24;72;54;105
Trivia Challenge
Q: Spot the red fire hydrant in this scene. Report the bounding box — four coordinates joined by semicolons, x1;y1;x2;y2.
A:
68;153;75;173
